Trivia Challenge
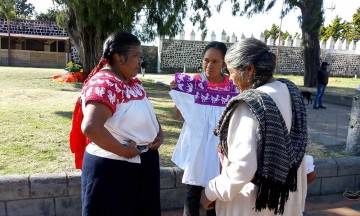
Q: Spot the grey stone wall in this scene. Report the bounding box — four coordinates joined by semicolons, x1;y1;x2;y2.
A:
1;157;359;215
160;39;232;73
160;39;360;77
0;18;67;37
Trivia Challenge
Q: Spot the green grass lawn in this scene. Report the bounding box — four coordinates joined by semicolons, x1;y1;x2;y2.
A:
0;67;357;175
275;74;359;96
0;67;182;175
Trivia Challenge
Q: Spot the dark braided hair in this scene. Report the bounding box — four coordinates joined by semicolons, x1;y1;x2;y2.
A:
83;31;141;85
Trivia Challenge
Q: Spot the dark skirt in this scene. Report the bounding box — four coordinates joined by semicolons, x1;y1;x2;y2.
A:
81;150;160;216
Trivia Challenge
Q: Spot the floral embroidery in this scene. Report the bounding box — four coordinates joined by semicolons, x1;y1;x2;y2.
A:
173;73;239;107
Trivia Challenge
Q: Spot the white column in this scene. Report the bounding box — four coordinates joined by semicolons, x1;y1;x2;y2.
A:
268;37;275;46
157;37;163;73
341;39;349;50
211;31;216;41
349;40;355;51
259;32;265;42
190;30;195;40
231;33;237;43
334;39;342;50
285;36;292;46
179;30;185;40
294;35;301;47
326;36;334;49
221;30;227;42
241;33;245;40
320;40;326;49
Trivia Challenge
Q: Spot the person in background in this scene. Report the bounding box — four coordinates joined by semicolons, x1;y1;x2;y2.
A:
201;38;308;216
141;59;147;77
70;31;163;216
169;41;239;216
313;61;330;109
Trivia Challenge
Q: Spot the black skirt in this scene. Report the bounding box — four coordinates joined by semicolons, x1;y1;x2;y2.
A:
81;150;160;216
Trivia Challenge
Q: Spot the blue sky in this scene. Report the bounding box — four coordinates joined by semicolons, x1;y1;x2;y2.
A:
28;0;360;44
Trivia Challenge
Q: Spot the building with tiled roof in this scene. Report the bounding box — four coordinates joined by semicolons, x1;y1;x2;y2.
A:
0;18;73;68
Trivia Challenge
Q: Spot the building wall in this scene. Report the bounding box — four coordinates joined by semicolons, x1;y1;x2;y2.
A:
160;39;360;77
0;50;67;68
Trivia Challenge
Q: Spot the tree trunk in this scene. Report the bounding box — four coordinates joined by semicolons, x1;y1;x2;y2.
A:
67;8;103;79
7;19;11;66
302;30;320;87
300;0;323;87
78;28;103;77
346;93;360;155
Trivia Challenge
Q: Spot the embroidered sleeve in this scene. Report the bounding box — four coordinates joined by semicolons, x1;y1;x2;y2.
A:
82;74;123;114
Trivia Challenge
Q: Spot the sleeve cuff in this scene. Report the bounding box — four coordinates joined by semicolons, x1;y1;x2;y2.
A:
205;183;218;202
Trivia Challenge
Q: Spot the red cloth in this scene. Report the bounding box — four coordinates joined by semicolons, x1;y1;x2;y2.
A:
69;97;91;169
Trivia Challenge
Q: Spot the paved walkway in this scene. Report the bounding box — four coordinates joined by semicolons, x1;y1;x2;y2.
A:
139;73;357;216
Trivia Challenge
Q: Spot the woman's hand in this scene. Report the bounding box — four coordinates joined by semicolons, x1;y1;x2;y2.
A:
123;140;141;158
148;130;164;151
201;190;215;210
170;80;177;89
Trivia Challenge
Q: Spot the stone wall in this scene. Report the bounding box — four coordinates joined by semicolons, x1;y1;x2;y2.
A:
160;39;232;73
1;157;359;215
69;45;158;72
160;39;360;77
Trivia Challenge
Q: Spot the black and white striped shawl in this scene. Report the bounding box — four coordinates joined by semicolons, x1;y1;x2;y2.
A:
214;78;307;215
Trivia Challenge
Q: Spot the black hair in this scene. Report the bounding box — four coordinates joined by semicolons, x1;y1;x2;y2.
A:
102;31;141;64
84;31;140;85
203;41;227;60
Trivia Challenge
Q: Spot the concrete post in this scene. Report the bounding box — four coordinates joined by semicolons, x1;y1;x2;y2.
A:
346;93;360;155
294;35;301;47
190;30;195;40
259;32;265;43
221;30;226;42
231;33;237;43
211;31;216;41
326;36;334;49
349;40;355;51
179;30;185;40
285;36;292;46
157;37;163;73
269;37;275;46
241;33;245;40
320;40;326;49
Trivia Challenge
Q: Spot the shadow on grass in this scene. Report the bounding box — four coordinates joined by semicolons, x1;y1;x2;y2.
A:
54;111;73;119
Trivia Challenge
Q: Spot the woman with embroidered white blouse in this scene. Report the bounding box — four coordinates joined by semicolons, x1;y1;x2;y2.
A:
200;38;308;216
71;32;163;216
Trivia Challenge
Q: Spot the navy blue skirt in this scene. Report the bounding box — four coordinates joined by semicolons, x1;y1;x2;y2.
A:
81;150;160;216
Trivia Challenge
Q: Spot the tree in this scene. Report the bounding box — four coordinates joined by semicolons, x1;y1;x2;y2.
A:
0;0;16;66
263;24;292;45
349;7;360;42
319;16;349;42
264;24;280;44
55;0;189;76
14;0;34;19
217;0;324;87
36;8;61;22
